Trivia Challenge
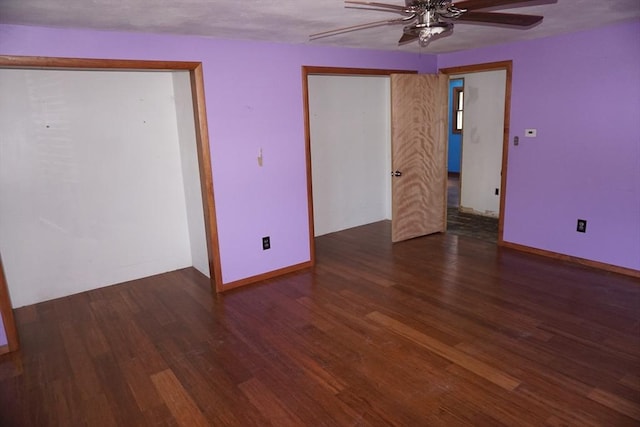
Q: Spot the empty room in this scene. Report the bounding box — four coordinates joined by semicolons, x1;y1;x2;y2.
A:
1;0;639;425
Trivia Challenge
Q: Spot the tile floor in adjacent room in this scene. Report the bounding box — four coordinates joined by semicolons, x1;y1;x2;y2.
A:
447;174;499;244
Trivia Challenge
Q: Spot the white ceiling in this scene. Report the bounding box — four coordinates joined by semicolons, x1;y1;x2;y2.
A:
1;0;639;53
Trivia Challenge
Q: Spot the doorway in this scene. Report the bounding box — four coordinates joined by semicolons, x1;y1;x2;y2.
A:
0;56;223;353
307;74;392;237
303;63;510;264
440;61;513;245
302;66;417;263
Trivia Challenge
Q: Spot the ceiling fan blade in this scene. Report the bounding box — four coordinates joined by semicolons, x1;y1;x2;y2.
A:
453;0;545;11
345;1;410;12
346;6;411;15
398;33;419;44
457;11;543;26
309;17;411;40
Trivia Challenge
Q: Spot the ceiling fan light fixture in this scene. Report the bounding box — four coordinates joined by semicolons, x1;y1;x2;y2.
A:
418;22;453;45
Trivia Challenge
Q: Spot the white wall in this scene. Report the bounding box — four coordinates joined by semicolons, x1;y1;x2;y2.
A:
0;69;196;307
172;72;209;277
457;70;506;217
308;75;391;236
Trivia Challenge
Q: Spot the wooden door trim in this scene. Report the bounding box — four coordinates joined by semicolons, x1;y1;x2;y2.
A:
189;63;224;291
0;56;223;338
301;66;418;265
439;60;513;246
0;256;18;354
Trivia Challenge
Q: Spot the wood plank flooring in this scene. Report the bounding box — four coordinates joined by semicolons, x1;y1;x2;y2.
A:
1;221;639;426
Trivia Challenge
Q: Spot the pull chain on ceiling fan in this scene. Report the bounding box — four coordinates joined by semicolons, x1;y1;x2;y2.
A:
310;0;547;46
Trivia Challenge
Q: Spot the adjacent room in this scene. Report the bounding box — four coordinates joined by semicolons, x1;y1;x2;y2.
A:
0;0;639;424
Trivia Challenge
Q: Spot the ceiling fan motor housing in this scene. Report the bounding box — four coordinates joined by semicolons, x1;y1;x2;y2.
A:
403;3;455;45
403;0;465;42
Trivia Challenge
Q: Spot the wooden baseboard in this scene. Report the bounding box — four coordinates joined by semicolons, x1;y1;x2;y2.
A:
499;241;640;279
219;261;313;292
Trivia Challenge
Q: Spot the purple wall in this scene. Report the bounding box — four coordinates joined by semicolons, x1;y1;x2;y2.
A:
0;315;6;347
0;24;437;285
439;21;640;271
1;21;637;282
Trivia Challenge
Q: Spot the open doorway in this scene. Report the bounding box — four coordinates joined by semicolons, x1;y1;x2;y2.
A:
302;66;417;262
307;73;392;237
441;61;513;245
0;56;223;353
303;64;507;263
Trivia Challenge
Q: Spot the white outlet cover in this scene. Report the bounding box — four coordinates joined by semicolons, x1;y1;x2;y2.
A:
525;128;537;137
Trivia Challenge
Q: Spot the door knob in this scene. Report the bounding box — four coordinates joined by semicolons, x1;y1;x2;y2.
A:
392;170;402;177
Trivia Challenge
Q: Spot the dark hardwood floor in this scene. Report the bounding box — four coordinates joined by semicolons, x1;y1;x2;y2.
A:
1;221;639;426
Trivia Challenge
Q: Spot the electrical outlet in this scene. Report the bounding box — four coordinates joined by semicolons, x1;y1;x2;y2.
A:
262;236;271;250
577;219;587;233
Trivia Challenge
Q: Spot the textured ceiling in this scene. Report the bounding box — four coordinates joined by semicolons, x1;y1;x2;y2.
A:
1;0;639;53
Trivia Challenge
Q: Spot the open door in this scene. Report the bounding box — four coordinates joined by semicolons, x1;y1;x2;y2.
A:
391;74;448;242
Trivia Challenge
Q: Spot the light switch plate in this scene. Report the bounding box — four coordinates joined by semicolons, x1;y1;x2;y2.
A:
525;128;537;138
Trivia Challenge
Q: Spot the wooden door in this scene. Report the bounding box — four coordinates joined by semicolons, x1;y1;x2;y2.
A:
391;74;448;242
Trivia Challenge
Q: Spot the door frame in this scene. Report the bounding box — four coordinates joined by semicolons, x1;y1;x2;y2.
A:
301;66;417;265
0;254;18;355
439;60;513;245
0;55;223;353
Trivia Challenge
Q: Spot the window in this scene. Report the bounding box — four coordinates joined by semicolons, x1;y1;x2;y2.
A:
452;86;464;134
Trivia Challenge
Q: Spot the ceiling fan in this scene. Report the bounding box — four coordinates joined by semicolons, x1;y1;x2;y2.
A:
310;0;547;46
